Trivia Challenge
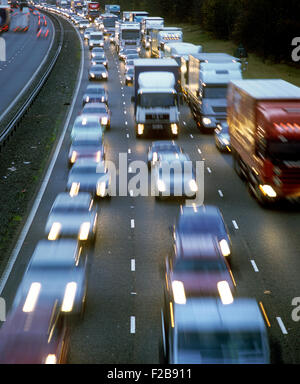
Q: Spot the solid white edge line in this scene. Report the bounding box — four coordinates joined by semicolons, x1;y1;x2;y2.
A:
250;260;259;272
0;23;85;294
0;13;55;122
130;316;136;333
276;317;288;334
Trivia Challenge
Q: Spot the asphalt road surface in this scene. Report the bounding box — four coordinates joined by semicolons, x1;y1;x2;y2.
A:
1;23;300;364
0;11;54;118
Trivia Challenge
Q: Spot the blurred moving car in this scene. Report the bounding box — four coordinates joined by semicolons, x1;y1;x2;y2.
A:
45;193;97;244
69;129;105;165
162;297;270;364
71;115;103;140
119;48;139;61
67;159;111;198
125;67;134;86
81;102;111;130
89;32;104;50
214;121;231;152
82;84;108;105
153;152;197;199
12;239;88;320
37;25;49;38
84;27;96;40
175;205;232;262
90;47;105;58
0;300;69;364
147;140;182;168
88;64;108;81
78;19;90;29
91;53;108;68
164;234;235;307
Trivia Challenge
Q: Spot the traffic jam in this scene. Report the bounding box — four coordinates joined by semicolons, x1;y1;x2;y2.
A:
0;0;299;366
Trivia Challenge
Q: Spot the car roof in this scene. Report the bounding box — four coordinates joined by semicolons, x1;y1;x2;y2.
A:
83;102;107;109
74;115;102;125
29;239;80;268
176;234;222;260
71;159;106;171
52;192;93;210
174;298;266;332
85;85;106;92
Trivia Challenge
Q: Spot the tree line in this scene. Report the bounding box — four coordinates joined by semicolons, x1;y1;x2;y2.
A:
116;0;300;62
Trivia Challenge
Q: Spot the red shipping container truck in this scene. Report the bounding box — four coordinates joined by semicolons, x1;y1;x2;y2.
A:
227;79;300;205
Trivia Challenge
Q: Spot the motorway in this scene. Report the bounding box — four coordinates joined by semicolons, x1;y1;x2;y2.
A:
1;15;300;364
0;10;54;119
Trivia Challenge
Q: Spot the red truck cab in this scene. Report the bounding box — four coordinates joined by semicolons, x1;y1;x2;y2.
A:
227;79;300;205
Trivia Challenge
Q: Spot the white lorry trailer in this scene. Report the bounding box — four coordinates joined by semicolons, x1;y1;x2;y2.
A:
132;59;180;138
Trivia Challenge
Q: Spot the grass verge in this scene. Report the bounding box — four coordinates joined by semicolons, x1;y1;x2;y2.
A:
172;24;300;86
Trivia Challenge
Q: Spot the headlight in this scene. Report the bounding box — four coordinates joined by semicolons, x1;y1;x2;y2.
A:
61;282;77;312
45;354;57;364
96;151;101;163
202;117;212;125
70;150;77;164
23;282;41;313
188;179;198;192
70;182;80;197
217;281;233;305
259;184;277;198
102;73;107;78
222;137;230;145
219;239;231;257
172;280;186;304
90;73;95;78
171;123;178;135
157;179;166;192
101;117;108;125
97;181;106;197
137;124;144;135
79;222;90;240
152;152;158;164
48;222;61;240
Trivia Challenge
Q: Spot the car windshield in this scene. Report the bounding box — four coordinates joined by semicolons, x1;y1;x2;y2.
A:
267;141;300;162
174;259;226;272
178;214;222;234
178;330;263;357
103;18;116;27
71;166;97;175
87;88;105;94
93;53;105;59
52;205;89;214
90;34;103;40
84;107;107;114
140;93;176;108
74;121;100;128
122;30;139;40
203;86;227;99
91;65;105;70
72;140;101;147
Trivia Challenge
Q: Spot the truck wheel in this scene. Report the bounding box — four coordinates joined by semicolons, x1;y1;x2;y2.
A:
233;153;246;180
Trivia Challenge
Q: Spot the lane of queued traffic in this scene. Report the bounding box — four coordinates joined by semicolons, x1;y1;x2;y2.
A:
1;8;299;364
70;37;300;364
0;10;54;118
179;114;300;363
